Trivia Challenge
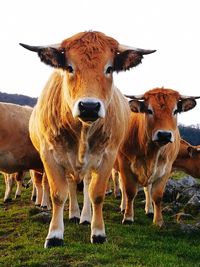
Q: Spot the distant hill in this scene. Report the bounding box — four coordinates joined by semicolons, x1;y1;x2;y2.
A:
0;91;37;107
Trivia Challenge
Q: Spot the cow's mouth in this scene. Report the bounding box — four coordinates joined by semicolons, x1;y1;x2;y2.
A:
155;139;172;146
78;112;100;122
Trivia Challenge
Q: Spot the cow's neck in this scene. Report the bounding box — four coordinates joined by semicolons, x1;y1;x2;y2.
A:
78;123;90;165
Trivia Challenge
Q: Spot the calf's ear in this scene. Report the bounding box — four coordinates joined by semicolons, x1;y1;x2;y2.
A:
129;100;145;113
177;98;197;112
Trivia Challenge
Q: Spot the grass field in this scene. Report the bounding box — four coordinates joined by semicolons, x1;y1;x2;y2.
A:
0;174;200;267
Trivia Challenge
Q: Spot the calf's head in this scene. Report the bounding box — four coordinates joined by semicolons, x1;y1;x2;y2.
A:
127;88;199;146
20;31;155;123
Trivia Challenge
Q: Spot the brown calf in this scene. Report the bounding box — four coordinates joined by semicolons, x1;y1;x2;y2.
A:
118;88;199;226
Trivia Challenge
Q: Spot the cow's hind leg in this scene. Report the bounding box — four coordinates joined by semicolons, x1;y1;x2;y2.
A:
68;176;80;223
118;158;138;224
41;173;51;210
4;174;14;202
80;175;92;225
15;171;24;199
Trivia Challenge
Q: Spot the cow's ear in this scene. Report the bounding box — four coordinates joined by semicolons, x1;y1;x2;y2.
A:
177;98;197;113
19;43;66;68
38;48;66;68
114;51;143;72
129;100;145;113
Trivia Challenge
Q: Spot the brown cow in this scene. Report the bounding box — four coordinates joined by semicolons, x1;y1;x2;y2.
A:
20;31;155;247
117;88;199;226
173;139;200;178
0;102;43;173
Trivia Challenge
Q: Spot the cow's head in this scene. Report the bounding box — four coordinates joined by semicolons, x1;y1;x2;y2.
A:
20;31;155;123
187;146;200;158
127;88;200;146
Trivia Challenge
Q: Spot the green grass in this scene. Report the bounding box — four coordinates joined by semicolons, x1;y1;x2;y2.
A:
0;174;200;267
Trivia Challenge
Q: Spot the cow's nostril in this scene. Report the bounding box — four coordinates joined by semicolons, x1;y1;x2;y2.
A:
156;131;172;144
79;101;100;112
78;101;101;122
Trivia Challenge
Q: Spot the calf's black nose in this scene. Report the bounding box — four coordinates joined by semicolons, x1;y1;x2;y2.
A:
156;131;172;144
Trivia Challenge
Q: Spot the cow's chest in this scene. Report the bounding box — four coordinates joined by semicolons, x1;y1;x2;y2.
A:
51;137;106;180
130;150;169;186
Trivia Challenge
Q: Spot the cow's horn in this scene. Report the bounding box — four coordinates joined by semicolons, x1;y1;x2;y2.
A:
180;95;200;99
124;94;144;100
19;43;60;52
118;44;156;55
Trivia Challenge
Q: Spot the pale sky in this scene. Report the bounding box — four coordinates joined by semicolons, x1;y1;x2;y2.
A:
0;0;200;126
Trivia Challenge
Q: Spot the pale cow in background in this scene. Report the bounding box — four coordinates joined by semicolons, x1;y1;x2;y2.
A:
20;30;155;247
2;171;26;202
0;102;43;173
0;102;44;206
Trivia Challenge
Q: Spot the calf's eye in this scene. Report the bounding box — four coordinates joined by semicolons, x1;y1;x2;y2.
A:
105;66;113;75
147;109;153;115
66;65;74;73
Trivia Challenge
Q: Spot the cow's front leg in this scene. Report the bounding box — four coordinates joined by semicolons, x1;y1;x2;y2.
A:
42;152;68;248
151;175;169;227
143;184;154;217
89;172;108;244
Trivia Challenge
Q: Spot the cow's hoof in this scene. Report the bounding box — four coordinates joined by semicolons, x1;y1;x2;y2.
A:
15;195;21;199
146;212;154;219
69;217;80;224
4;198;12;203
80;220;91;225
31;196;36;202
122;219;133;225
91;235;107;244
44;238;64;248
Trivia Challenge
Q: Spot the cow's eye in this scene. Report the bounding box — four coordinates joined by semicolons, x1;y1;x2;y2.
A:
66;65;74;73
105;66;113;75
147;109;153;115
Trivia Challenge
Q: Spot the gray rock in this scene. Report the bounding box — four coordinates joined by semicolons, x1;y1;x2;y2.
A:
180;223;199;234
184;194;200;216
176;186;200;204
